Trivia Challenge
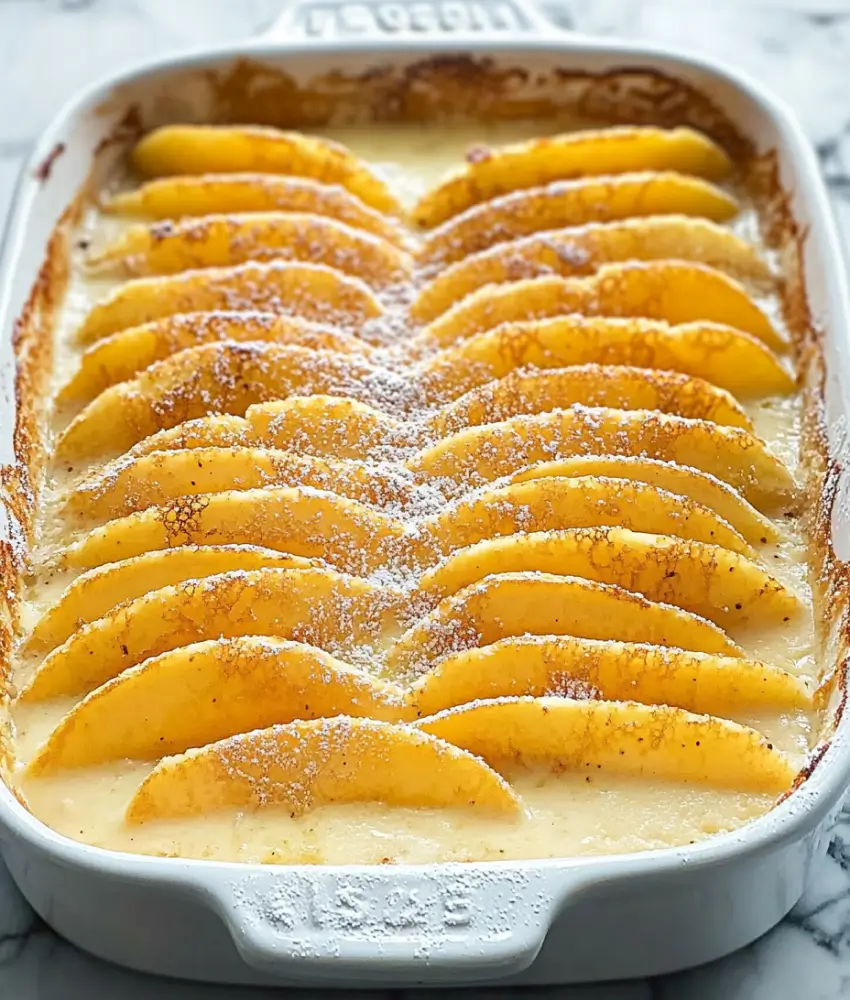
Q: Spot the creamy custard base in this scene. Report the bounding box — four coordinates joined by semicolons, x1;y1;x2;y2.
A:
8;121;817;864
21;764;773;865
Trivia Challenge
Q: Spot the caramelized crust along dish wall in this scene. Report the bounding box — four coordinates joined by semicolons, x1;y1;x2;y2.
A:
0;62;842;865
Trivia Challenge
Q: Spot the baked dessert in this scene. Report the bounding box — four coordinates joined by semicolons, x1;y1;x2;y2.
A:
4;119;820;864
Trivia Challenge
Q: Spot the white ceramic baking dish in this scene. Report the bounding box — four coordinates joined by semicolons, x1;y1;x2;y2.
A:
1;0;850;986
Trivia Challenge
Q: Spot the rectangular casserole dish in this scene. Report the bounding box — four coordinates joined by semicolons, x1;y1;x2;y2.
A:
1;0;850;985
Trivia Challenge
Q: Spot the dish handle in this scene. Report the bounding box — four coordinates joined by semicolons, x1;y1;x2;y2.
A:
260;0;564;44
203;864;590;984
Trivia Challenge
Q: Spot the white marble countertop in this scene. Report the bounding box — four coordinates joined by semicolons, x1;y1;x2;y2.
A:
2;0;850;995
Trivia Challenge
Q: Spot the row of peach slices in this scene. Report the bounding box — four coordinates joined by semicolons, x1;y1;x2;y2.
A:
25;557;804;819
58;127;789;479
79;122;773;340
57;124;789;481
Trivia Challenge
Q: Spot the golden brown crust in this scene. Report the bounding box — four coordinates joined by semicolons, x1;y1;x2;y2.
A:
746;150;850;750
195;59;751;163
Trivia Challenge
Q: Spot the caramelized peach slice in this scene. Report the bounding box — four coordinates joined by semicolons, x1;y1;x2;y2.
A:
131;126;403;215
414;698;797;793
425;315;793;400
420;262;784;351
88;212;412;289
420;172;737;266
105;174;409;247
244;396;410;460
58;312;373;407
413;216;769;322
76;260;382;344
22;567;401;702
116;399;399;467
408;636;810;719
125;718;520;823
28;638;405;773
55;343;381;462
418;527;799;630
409;408;795;511
62;487;406;576
509;456;776;545
429;365;752;435
25;545;314;654
388;573;741;678
123;415;253;459
413;127;732;227
65;447;420;522
419;476;750;558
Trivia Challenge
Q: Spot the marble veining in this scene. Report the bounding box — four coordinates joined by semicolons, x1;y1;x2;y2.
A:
2;0;850;996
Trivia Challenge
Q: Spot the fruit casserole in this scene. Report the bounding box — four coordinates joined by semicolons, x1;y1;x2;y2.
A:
0;108;833;865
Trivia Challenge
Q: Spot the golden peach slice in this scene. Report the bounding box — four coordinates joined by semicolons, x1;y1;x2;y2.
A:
123;415;253;460
244;396;411;459
413;127;732;227
125;718;520;823
388;572;741;679
62;487;406;576
419;172;738;267
420;262;784;351
122;398;413;465
28;638;406;773
105;173;409;247
508;456;777;545
424;314;792;400
428;365;752;435
413;215;769;322
414;697;797;793
418;476;750;559
130;125;403;215
58;312;373;407
409;407;795;511
65;447;419;523
22;567;400;702
55;343;380;462
24;545;314;655
88;212;412;289
418;527;799;631
76;260;382;344
407;636;810;719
